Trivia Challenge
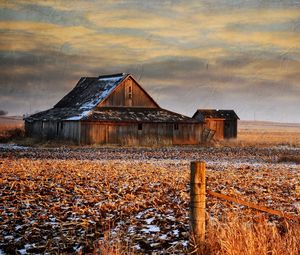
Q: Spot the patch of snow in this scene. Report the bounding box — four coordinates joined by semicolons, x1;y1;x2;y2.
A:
145;217;155;224
166;215;176;221
182;240;189;247
99;76;123;82
66;110;91;120
273;145;300;151
17;248;26;255
0;144;28;150
4;235;14;241
133;244;141;250
15;225;22;231
159;234;168;240
17;244;32;254
73;245;83;253
172;229;179;236
141;225;160;233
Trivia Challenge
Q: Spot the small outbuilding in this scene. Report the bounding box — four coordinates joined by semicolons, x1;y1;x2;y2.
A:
192;109;239;140
25;73;203;146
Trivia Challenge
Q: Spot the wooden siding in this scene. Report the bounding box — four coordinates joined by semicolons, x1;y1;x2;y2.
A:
204;119;224;140
80;122;202;145
26;120;202;145
99;77;157;108
204;119;238;140
224;120;238;139
25;120;80;143
173;124;202;145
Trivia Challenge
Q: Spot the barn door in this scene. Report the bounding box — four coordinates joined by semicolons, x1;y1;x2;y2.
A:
125;80;133;106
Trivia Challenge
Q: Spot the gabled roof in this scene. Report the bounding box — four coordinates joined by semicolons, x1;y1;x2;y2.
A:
193;109;239;121
26;73;161;121
54;73;127;109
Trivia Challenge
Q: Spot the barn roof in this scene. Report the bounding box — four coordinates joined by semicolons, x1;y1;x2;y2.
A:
25;73;199;123
87;107;199;123
193;109;239;121
54;73;127;109
24;107;89;122
26;107;199;123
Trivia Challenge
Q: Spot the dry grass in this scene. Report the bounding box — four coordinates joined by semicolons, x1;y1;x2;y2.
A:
92;232;136;255
94;214;300;255
0;118;23;131
203;214;300;255
218;130;300;148
0;127;25;142
0;119;25;143
276;154;300;164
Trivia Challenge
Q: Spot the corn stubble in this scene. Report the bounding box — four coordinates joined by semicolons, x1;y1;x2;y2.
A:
0;153;299;254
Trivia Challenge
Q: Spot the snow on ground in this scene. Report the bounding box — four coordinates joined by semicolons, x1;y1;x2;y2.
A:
0;144;28;150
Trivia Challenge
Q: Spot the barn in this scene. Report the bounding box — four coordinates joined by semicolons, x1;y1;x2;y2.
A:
192;109;239;140
25;73;203;145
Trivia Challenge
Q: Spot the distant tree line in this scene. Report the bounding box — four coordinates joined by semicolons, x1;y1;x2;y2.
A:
0;110;8;116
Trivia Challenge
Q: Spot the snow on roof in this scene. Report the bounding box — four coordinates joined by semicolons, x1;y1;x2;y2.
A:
54;73;127;110
26;73;128;121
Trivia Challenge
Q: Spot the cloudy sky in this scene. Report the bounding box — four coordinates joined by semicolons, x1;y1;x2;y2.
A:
1;0;300;122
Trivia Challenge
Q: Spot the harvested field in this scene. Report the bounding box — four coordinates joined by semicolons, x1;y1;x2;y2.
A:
0;145;299;254
237;120;300;147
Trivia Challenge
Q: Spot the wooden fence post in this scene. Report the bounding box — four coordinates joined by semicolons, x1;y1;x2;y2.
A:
190;161;206;243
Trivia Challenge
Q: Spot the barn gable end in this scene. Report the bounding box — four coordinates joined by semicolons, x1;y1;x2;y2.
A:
98;75;159;108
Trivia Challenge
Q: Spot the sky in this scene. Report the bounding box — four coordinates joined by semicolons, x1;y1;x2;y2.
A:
0;0;300;123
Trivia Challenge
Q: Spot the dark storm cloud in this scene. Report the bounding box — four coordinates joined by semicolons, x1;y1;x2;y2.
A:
0;46;132;114
131;57;248;86
216;56;254;68
0;50;84;113
136;57;207;79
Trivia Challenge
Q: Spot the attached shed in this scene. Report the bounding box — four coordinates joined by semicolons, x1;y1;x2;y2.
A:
192;109;239;140
25;73;203;146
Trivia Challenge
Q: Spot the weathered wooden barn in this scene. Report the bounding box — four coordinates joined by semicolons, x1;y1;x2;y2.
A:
192;109;239;140
25;73;203;145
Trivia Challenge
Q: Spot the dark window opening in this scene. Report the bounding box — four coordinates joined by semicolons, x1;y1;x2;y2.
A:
60;122;64;130
174;123;179;130
138;123;143;130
